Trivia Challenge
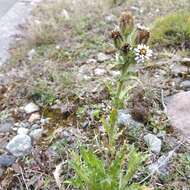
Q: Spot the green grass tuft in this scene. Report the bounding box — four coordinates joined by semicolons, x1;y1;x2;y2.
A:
149;11;190;49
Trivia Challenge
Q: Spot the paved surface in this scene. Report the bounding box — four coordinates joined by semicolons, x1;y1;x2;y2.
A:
0;0;18;18
0;0;36;64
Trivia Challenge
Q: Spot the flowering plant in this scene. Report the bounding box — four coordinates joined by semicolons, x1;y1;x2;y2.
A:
111;11;152;108
64;11;151;190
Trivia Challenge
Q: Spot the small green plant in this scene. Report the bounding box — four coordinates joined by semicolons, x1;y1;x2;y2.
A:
66;146;145;190
49;46;72;62
149;11;190;48
30;79;56;105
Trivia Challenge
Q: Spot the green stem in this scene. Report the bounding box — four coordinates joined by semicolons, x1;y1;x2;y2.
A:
115;62;130;108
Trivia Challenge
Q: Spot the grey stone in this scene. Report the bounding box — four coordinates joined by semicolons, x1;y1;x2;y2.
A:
29;128;43;141
86;58;97;64
14;122;31;128
157;131;166;140
97;53;110;63
82;121;89;129
166;91;190;142
56;127;82;143
180;80;190;90
31;124;41;130
144;133;162;154
117;109;143;129
6;135;32;157
171;64;187;77
0;154;16;167
0;122;13;133
24;102;39;114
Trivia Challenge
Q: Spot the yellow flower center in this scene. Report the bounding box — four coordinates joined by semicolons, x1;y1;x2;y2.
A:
140;48;147;55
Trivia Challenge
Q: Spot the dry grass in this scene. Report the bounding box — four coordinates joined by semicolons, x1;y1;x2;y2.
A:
8;0;110;64
123;0;190;23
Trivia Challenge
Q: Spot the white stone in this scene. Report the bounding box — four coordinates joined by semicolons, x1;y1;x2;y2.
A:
27;49;36;61
40;118;50;125
105;14;116;23
97;53;110;63
28;112;41;123
24;102;39;114
17;127;29;135
110;70;120;77
61;9;70;20
94;68;106;76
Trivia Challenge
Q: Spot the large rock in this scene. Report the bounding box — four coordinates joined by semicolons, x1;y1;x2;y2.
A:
167;91;190;141
6;135;32;157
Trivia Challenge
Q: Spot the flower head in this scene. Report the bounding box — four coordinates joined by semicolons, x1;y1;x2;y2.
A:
119;11;134;37
134;44;153;63
135;25;150;44
135;24;150;44
121;43;131;54
111;29;123;49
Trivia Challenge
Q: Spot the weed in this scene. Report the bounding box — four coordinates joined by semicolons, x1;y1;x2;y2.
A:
64;11;152;189
49;47;72;62
30;79;56;105
66;145;145;190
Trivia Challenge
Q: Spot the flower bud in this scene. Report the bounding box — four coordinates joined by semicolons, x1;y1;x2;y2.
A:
119;11;134;37
111;30;123;49
121;43;131;55
135;25;150;44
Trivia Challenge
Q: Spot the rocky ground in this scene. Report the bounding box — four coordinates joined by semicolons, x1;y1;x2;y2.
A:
0;0;190;189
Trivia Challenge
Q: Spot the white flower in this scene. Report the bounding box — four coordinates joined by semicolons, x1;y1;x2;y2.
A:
134;44;153;63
